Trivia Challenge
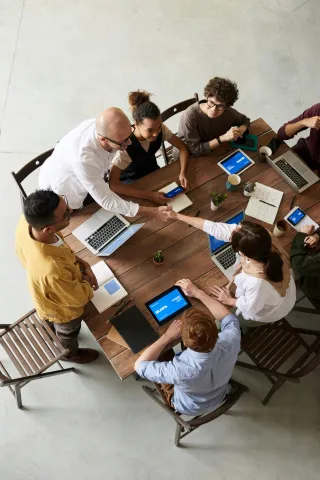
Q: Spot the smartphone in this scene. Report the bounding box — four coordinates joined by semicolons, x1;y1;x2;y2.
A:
267;138;282;154
234;136;255;148
164;186;185;199
287;208;306;227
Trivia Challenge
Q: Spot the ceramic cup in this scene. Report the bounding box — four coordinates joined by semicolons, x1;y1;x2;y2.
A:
273;219;287;237
257;146;272;163
226;174;241;192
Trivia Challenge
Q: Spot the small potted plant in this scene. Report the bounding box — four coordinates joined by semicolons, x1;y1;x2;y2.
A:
210;192;227;211
243;181;256;197
153;250;164;265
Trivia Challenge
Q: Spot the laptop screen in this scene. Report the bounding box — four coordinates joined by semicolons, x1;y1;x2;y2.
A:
209;212;244;254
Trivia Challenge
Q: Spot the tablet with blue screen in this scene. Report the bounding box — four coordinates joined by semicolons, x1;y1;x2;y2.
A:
217;149;254;175
145;286;191;326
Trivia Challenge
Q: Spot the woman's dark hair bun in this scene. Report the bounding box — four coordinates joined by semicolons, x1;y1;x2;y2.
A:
128;90;152;109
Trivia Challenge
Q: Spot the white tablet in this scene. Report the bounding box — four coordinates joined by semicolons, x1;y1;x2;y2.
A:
217;149;255;175
284;206;319;232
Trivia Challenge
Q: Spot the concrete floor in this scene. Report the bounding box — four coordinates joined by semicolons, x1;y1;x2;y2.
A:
0;0;319;478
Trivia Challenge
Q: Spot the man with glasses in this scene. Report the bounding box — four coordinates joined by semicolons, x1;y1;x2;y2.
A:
39;107;171;220
16;190;99;364
177;77;250;157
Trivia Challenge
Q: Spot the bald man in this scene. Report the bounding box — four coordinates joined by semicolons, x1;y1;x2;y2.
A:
39;108;170;220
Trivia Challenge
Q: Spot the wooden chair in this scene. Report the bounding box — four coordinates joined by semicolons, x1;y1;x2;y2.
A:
160;93;199;164
142;379;248;447
236;318;320;405
0;309;75;409
11;148;54;202
293;287;320;316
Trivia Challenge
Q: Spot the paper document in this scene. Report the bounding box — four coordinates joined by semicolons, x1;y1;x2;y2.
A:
91;261;127;313
159;182;192;212
245;183;283;225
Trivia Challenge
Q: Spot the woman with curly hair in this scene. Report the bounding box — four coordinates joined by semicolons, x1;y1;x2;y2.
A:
109;90;189;205
178;77;250;157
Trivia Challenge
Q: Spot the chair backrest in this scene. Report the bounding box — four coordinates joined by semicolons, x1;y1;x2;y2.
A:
160;94;199;164
161;93;199;123
143;379;247;430
0;309;67;382
11;148;54;200
241;318;308;374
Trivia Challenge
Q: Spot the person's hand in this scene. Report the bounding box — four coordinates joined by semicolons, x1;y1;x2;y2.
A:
148;191;167;205
176;279;201;299
179;172;188;190
221;126;241;143
83;265;99;290
168;210;178;220
303;116;320;130
300;225;315;235
156;205;173;222
164;319;182;342
304;233;319;248
210;286;233;305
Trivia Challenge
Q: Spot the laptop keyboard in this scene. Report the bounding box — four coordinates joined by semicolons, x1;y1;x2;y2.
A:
275;158;308;189
216;247;236;270
85;216;127;250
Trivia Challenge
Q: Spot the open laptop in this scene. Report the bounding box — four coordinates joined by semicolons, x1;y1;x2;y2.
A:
73;208;143;255
208;211;244;280
266;150;318;193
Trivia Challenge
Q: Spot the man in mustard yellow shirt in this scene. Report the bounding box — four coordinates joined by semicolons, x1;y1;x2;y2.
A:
16;190;99;363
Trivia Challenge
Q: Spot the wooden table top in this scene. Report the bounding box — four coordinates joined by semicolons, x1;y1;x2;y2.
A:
62;118;320;380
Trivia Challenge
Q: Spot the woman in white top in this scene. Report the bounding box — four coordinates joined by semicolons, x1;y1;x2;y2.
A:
109;90;189;205
169;211;296;327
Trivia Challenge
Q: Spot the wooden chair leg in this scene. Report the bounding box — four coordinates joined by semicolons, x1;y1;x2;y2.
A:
175;423;182;447
262;379;285;405
14;383;22;409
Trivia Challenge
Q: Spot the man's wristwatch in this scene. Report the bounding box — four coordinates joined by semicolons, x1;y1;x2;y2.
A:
217;137;222;145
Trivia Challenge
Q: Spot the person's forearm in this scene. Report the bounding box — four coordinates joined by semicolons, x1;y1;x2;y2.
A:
138;205;156;217
176;212;205;229
179;146;189;176
110;180;152;202
76;256;88;269
285;120;306;138
135;333;171;367
196;289;231;320
208;138;220;150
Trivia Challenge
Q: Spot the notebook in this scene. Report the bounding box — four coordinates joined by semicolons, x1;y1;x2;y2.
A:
159;182;193;212
110;305;159;354
245;182;283;225
90;261;128;313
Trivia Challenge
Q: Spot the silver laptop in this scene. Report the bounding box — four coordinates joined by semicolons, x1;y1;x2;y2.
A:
73;208;134;255
208;211;244;280
266;150;319;193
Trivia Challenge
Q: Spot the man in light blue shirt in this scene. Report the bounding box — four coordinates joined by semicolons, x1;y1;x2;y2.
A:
134;279;241;416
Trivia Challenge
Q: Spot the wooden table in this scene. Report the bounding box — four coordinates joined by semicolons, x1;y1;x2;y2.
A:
63;118;320;379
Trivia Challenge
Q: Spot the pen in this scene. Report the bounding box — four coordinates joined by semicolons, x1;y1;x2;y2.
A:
259;199;276;208
106;298;132;324
189;210;200;227
290;194;296;210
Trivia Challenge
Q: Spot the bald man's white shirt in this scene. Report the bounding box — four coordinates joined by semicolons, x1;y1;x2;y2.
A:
38;119;139;216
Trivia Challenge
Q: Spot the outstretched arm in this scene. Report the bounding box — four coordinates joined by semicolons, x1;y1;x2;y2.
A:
109;165;167;205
